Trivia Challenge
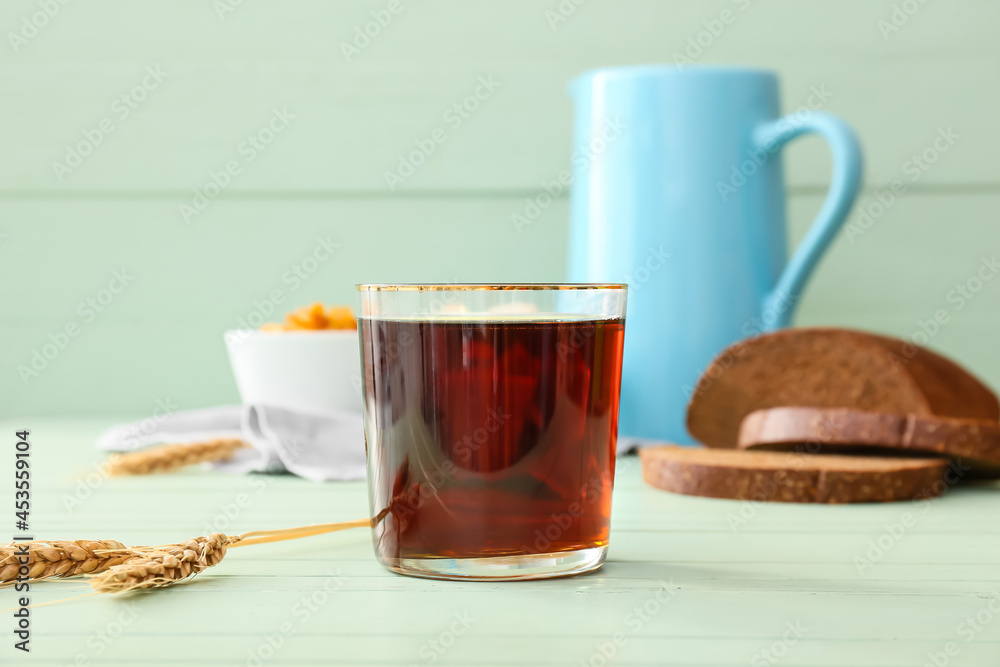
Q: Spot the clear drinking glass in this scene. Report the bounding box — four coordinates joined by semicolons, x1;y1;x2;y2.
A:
357;284;627;580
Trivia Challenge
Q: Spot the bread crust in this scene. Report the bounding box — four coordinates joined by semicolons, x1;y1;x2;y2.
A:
739;406;1000;477
686;328;999;448
639;445;949;503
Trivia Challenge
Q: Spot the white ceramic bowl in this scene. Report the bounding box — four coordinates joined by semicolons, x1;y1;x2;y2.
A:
224;329;363;414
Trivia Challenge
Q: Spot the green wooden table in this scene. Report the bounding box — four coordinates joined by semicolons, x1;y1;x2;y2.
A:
4;419;1000;666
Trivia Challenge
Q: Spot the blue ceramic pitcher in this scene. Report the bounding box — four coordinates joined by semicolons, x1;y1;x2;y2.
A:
567;65;863;446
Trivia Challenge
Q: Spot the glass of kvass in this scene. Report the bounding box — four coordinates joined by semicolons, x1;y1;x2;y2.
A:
357;284;627;580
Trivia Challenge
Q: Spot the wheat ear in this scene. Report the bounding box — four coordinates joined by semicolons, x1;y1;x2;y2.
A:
2;519;370;596
89;534;233;593
0;540;132;583
86;518;371;594
106;438;249;476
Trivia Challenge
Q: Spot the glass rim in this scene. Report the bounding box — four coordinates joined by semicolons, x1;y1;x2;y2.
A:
356;283;627;292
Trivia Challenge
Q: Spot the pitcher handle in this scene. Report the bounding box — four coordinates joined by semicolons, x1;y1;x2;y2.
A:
753;111;863;330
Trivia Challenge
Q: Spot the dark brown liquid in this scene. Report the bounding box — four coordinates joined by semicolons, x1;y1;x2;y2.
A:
360;316;625;561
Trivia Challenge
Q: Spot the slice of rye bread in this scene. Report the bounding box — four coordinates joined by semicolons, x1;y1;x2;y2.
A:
738;406;1000;477
686;328;999;448
638;445;949;503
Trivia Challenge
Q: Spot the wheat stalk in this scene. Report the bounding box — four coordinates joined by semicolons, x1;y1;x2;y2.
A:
89;534;234;593
88;519;371;594
106;438;249;476
0;540;132;583
0;518;372;599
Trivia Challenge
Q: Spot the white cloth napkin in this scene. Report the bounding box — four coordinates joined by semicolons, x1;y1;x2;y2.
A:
95;405;367;482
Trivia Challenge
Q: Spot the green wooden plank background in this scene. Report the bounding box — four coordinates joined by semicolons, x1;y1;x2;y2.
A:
3;419;1000;666
2;0;999;416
